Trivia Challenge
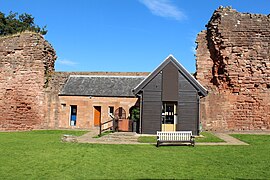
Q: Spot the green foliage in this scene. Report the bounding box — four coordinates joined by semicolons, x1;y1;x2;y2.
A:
138;136;156;143
131;107;140;121
0;131;270;179
0;11;47;36
196;131;225;142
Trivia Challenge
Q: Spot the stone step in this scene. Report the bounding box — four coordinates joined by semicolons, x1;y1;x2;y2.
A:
97;139;138;142
100;137;138;141
99;133;138;142
107;132;136;136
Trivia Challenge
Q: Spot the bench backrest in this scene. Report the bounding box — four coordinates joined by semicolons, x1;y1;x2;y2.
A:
157;131;193;141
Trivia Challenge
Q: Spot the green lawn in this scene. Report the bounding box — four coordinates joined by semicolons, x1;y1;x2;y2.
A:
0;130;269;179
196;131;225;142
138;131;225;143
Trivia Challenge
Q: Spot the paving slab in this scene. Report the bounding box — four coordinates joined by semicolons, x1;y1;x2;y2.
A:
74;131;255;146
77;131;142;144
196;132;248;146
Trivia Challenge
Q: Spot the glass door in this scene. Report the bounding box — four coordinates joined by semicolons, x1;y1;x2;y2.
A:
162;102;177;131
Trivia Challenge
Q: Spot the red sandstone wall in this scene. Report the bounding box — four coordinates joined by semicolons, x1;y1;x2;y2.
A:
0;32;56;130
56;96;138;129
196;7;270;131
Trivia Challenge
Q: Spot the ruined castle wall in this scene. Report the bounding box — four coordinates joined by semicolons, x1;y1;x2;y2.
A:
0;32;56;130
196;7;270;131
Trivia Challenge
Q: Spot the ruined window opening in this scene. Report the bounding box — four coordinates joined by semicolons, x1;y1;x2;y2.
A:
70;105;77;126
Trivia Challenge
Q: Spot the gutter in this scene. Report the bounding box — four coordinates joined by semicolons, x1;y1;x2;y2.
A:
137;93;143;134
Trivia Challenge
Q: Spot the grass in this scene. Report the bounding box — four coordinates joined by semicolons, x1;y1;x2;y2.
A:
196;131;225;142
138;131;224;143
138;136;157;143
0;130;270;179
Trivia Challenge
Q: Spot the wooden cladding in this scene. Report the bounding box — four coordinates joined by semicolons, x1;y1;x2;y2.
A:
177;73;199;135
141;73;162;134
162;62;179;101
137;57;204;135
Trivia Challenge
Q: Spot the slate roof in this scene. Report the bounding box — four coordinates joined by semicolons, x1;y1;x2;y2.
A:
59;75;146;97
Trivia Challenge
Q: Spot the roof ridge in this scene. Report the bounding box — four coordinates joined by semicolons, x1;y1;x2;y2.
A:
69;75;147;78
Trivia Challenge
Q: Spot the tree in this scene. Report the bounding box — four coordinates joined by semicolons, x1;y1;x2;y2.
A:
0;11;47;36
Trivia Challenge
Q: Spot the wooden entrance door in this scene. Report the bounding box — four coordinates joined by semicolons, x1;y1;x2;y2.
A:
94;106;101;126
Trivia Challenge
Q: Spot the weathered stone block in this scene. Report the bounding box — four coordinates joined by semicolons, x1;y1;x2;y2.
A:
0;32;56;130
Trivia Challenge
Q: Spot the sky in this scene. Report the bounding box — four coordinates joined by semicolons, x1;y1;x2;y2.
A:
1;0;270;73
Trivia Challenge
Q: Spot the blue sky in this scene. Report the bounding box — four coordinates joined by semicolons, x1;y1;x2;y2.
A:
1;0;270;73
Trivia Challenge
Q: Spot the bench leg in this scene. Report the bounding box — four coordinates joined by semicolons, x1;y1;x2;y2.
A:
190;136;195;147
156;141;160;147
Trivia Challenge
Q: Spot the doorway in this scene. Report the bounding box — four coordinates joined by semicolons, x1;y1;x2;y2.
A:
162;102;177;131
70;105;77;126
94;106;101;126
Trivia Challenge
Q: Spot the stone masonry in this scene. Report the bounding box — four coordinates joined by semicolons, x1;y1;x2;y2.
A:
0;32;56;130
196;7;270;131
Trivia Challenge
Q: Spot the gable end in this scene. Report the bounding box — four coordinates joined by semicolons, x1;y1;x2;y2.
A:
133;55;208;96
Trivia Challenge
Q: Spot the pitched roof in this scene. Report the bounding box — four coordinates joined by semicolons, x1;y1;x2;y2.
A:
59;75;146;97
133;55;208;96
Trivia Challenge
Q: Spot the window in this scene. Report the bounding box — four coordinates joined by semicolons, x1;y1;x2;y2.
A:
119;107;123;117
162;102;177;124
108;106;114;115
61;103;66;109
70;105;77;126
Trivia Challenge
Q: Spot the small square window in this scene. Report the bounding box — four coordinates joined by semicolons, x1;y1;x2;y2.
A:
61;103;66;109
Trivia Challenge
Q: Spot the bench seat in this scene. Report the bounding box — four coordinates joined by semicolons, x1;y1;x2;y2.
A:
157;131;195;147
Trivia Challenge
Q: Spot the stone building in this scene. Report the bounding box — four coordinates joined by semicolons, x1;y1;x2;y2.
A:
58;75;145;129
196;7;270;131
45;71;149;131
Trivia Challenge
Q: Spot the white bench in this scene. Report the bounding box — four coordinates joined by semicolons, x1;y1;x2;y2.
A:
157;131;195;147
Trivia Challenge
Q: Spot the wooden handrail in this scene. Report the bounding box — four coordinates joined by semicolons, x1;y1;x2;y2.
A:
100;119;113;126
99;118;119;136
